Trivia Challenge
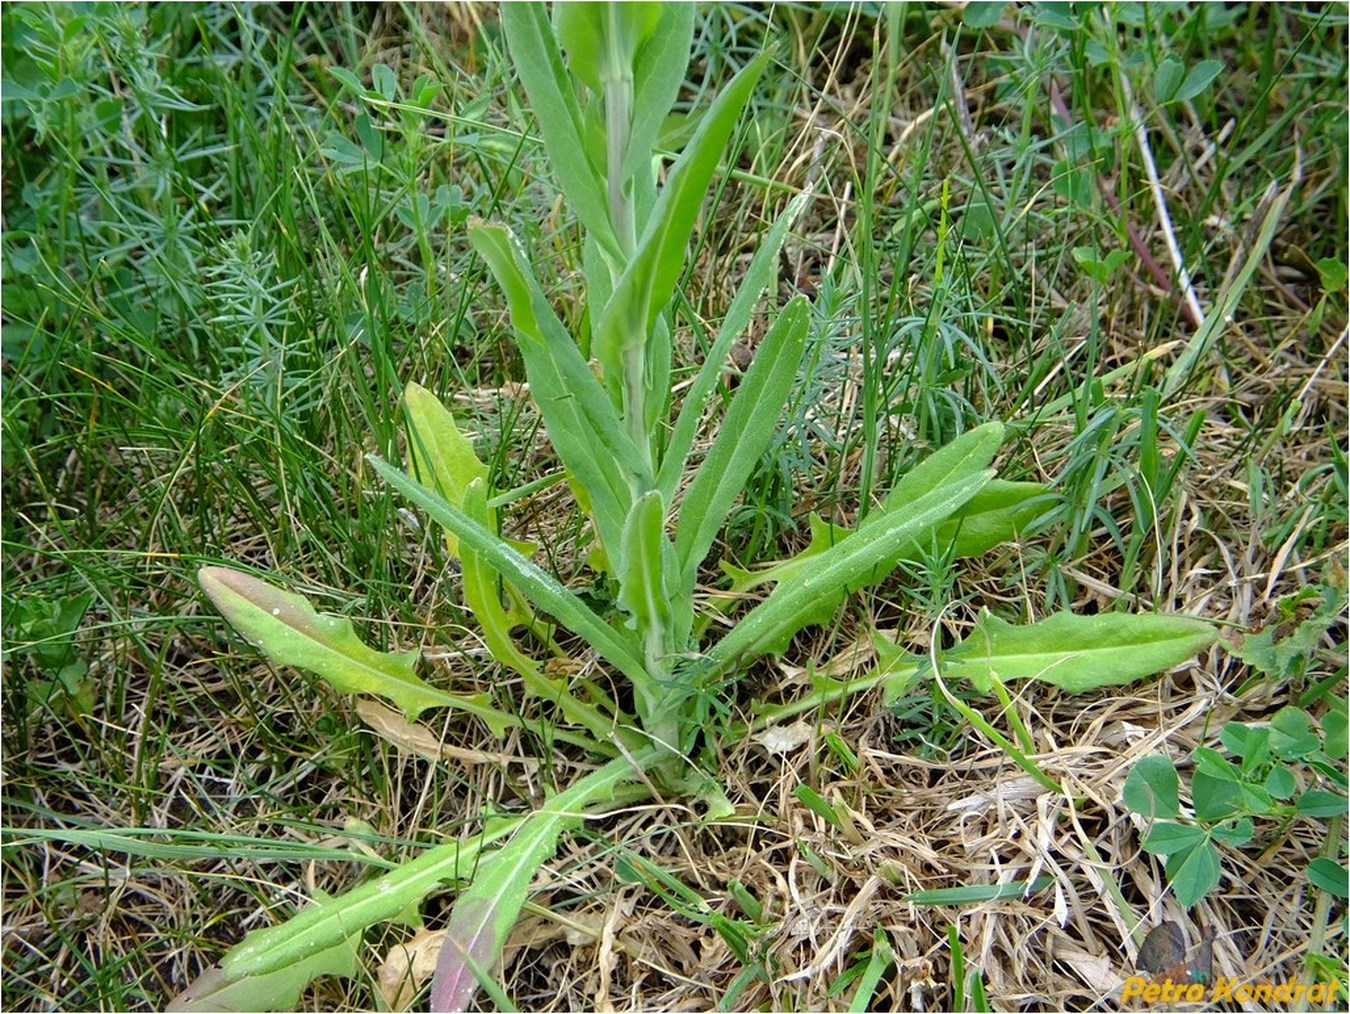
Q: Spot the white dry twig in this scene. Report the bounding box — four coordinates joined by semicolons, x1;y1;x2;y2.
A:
1120;75;1208;329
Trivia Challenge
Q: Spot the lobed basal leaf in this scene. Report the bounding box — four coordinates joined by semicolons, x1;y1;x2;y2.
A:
198;566;514;731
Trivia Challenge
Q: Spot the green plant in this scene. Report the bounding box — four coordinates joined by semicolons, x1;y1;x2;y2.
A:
947;924;990;1013
826;927;896;1012
1232;582;1348;697
183;6;1217;1009
2;588;95;727
1125;704;1348;907
1124;704;1348;908
1123;580;1348;909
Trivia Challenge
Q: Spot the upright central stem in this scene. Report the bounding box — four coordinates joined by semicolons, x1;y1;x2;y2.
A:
601;22;670;753
604;73;652;479
605;76;635;259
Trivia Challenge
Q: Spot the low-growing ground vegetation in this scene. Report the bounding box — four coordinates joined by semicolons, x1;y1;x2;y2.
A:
2;3;1346;1010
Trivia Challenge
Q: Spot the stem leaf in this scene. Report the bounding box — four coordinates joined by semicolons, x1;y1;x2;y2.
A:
675;295;810;586
459;480;626;747
659;189;813;498
501;3;620;259
403;382;489;557
624;5;695;184
367;455;651;690
618;490;675;642
592;53;771;401
469;220;645;551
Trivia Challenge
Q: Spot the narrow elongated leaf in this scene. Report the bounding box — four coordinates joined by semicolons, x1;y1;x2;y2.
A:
658;190;812;497
469;220;644;551
367;455;652;692
403;382;488;557
171;822;520;1009
849;928;895;1014
617;490;674;644
592;53;771;388
704;468;993;671
675;296;810;584
933;609;1217;693
458;481;625;748
1161;177;1292;399
581;231;616;346
924;480;1045;555
198;567;515;729
762;422;1008;620
404;385;537;559
500;3;619;260
904;876;1054;905
874;422;1006;517
720;479;1044;598
719;513;846;594
3;828;395;867
624;5;695;185
430;747;661;1012
700;424;1004;666
615;491;679;732
792;422;1009;616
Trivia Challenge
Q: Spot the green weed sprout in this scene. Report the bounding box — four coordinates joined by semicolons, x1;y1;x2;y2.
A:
186;6;1215;1010
1123;583;1348;908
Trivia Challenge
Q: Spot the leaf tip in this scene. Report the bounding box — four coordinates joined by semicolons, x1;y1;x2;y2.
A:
198;565;257;604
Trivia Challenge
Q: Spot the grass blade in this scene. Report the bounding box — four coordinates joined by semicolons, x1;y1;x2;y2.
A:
905;877;1055;905
1;827;396;867
847;928;895;1014
1162;178;1295;399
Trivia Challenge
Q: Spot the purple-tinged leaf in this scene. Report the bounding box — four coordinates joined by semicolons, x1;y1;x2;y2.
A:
429;749;660;1011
